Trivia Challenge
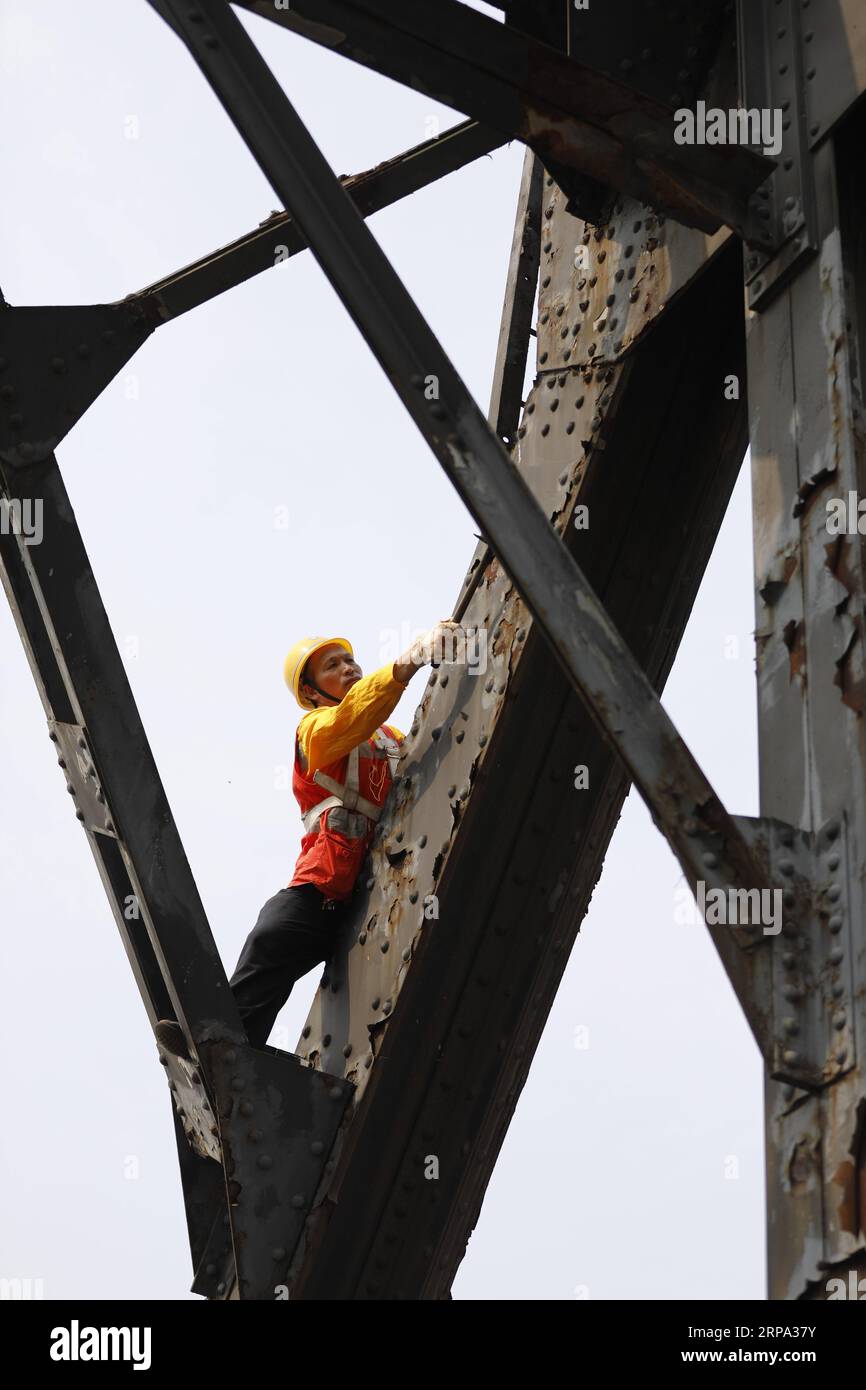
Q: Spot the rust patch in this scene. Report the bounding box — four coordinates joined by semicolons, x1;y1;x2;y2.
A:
832;1099;866;1239
788;1136;817;1190
782;618;806;682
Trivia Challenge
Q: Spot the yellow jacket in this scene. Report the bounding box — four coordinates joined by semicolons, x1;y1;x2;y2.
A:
298;661;407;776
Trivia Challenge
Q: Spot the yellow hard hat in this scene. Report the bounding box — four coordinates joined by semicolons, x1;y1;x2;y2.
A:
284;635;354;710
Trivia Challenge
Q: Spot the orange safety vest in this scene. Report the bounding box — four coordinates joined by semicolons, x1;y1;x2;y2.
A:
288;724;403;902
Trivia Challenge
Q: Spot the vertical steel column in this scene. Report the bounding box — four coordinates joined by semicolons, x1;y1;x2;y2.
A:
746;119;866;1296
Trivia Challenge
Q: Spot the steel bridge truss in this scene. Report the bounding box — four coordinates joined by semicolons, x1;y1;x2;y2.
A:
1;0;865;1299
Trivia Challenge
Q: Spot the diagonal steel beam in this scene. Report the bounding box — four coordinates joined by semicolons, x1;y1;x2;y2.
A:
232;0;773;240
0;124;502;463
148;0;779;1053
133;119;506;322
0;447;354;1299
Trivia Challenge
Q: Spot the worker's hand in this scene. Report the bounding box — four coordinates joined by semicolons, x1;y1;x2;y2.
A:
410;619;463;668
393;621;464;684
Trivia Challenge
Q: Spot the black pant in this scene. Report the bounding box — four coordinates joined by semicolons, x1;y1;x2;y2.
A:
228;883;351;1050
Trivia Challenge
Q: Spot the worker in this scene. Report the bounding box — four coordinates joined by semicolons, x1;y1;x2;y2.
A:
154;620;462;1060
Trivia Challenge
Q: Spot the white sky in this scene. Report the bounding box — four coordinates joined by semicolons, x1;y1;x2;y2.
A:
0;1;763;1300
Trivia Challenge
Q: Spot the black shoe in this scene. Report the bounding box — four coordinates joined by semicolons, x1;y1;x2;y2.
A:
155;1019;192;1061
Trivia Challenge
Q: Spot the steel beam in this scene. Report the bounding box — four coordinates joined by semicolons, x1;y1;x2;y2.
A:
745;104;866;1299
232;0;773;239
133;119;506;323
0;445;354;1299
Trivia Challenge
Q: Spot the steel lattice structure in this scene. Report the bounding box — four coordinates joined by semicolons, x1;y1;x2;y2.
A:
2;0;865;1299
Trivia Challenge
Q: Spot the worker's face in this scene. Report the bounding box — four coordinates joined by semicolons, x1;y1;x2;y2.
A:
303;644;362;705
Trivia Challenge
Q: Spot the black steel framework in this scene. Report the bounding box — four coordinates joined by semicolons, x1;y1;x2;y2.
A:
2;0;865;1299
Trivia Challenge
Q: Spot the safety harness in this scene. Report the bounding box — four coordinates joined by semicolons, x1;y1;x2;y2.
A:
301;728;402;836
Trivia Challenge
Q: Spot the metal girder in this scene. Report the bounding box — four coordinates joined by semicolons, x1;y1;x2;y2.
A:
133;119;506;323
487;148;542;450
0;122;503;465
738;0;819;312
232;0;774;240
147;0;785;1061
745;103;866;1297
454;146;542;617
0;303;153;467
802;0;866;147
0;446;354;1298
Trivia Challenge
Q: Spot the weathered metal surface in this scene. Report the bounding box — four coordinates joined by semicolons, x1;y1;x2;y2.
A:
745;113;866;1296
802;0;866;148
534;193;728;375
235;0;773;239
455;148;541;621
488;149;543;451
203;1040;354;1300
564;0;732;112
738;0;819;311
